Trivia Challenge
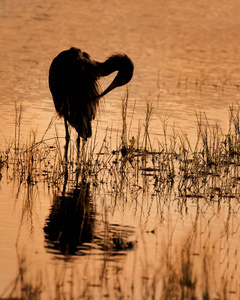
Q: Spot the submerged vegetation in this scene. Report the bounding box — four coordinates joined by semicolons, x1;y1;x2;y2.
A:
1;97;240;299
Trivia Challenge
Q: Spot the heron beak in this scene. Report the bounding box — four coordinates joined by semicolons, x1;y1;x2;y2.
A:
100;80;118;97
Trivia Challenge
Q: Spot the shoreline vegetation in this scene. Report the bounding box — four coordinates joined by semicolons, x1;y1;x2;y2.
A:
1;96;240;299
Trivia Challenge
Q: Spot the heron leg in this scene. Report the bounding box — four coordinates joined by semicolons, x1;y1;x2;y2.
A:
75;136;88;184
64;118;70;161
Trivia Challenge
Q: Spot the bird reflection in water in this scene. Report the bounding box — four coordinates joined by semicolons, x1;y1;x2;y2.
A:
44;179;135;257
44;182;95;256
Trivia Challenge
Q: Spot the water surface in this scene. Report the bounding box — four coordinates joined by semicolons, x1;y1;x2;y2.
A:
1;0;240;298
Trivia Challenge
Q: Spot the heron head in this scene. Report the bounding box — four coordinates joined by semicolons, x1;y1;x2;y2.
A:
100;54;134;97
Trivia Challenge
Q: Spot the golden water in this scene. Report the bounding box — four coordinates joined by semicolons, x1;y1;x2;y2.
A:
1;0;240;298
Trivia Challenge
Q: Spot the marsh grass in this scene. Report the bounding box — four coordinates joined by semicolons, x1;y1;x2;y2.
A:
1;96;240;299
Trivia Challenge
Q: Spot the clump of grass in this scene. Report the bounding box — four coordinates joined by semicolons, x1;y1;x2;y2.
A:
3;97;240;206
6;98;240;207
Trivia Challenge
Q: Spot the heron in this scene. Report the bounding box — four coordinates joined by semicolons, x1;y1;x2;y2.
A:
49;47;134;159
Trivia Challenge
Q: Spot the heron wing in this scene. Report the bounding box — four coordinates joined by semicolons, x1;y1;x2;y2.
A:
49;48;100;139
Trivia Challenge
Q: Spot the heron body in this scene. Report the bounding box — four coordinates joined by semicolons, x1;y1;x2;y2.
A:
49;47;134;154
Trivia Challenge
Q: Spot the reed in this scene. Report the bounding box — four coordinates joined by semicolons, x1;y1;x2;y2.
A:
1;97;240;299
4;97;240;205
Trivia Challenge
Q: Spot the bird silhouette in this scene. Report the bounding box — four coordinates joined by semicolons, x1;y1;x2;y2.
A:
49;47;134;159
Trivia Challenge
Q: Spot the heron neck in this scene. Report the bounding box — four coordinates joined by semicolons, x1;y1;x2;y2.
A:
96;56;121;77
